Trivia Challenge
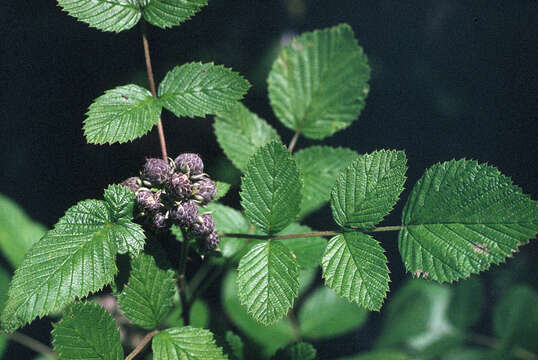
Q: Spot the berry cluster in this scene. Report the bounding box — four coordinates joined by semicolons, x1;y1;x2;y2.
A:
121;153;218;250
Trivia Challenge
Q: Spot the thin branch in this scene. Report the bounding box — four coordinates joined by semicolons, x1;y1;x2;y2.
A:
373;225;403;232
125;330;159;360
141;21;167;161
8;332;57;358
288;129;301;153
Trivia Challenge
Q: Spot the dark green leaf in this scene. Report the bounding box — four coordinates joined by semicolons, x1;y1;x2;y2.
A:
152;326;227;360
225;331;244;360
448;277;484;329
272;342;317;360
143;0;207;29
338;351;411;360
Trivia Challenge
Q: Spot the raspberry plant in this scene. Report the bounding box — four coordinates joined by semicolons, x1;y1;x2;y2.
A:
0;1;536;359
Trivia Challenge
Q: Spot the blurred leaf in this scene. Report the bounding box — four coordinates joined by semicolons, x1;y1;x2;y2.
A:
338;350;411;360
442;348;492;360
215;181;231;200
205;203;252;259
448;277;484;329
277;223;327;269
225;331;244;360
143;0;207;29
0;266;9;357
190;299;210;329
271;342;316;360
152;326;226;360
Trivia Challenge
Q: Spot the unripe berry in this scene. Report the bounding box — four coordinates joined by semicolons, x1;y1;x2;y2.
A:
120;177;141;192
170;200;199;227
193;177;217;204
192;214;215;236
136;189;162;212
167;172;192;199
206;231;219;250
153;212;167;228
174;153;204;175
143;158;171;185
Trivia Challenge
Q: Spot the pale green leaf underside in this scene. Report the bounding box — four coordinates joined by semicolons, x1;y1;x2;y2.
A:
237;241;299;325
52;302;123;360
331;150;407;230
142;0;207;29
84;84;162;145
322;232;389;310
215;103;280;172
158;62;250;118
399;159;538;282
152;326;227;360
57;0;141;33
277;223;327;269
215;181;231;200
118;253;176;330
267;23;370;139
295;146;357;218
240;141;302;234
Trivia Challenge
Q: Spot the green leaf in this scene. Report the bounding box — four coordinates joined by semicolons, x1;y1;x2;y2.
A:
321;232;389;310
57;0;141;33
237;241;299;325
225;331;244;360
142;0;207;29
205;203;251;259
52;302;123;360
299;286;368;339
442;349;492;360
330;149;407;230
240;141;303;235
399;159;538;282
215;181;232;200
159;62;250;118
338;351;412;360
277;223;327;269
272;342;317;360
104;184;136;220
0;193;46;267
84;84;162;145
0;267;9;357
152;326;227;360
295;146;357;218
214;103;280;172
118;253;176;330
447;277;484;329
1;189;145;332
267;23;370;139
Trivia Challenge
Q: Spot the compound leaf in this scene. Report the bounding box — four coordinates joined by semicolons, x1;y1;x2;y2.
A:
330;150;407;230
142;0;208;29
268;23;370;139
52;302;123;360
240;141;302;234
84;84;162;145
159;62;250;118
277;223;327;269
215;103;280;172
399;159;538;282
322;232;389;311
152;326;227;360
272;342;317;360
237;241;299;325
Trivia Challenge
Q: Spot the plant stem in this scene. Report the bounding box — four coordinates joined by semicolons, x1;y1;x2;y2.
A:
373;225;403;232
178;228;191;325
288;129;301;153
8;332;57;358
125;330;159;360
287;311;302;342
141;21;168;161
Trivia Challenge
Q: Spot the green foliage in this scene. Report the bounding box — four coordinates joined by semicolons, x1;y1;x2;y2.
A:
205;203;252;259
214;103;280;172
237;241;299;325
225;331;245;360
118;253;176;330
52;302;123;360
152;326;227;360
215;181;232;200
339;351;412;360
399;159;538;282
158;62;250;118
84;84;162;145
240;141;303;234
447;278;484;329
322;232;389;310
267;24;370;139
272;342;317;360
277;223;327;269
142;0;208;29
330;149;407;230
0;193;46;267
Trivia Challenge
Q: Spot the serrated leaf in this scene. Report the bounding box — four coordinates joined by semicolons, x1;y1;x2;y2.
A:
152;326;227;360
118;253;175;330
272;342;317;360
214;103;280;172
240;141;302;235
267;23;370;139
330;149;407;230
295;146;357;218
399;159;538;282
52;302;123;360
57;0;142;33
84;84;162;145
237;241;299;325
0;193;46;267
159;62;250;118
277;223;327;268
1;189;145;332
299;286;368;339
322;232;389;310
142;0;207;29
225;331;244;360
215;181;232;200
104;184;136;220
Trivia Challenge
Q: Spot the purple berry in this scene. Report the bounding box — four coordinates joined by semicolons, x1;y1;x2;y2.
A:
153;212;167;228
170;200;199;227
136;189;162;212
193;177;216;204
167;173;192;199
206;231;219;250
174;153;204;175
192;214;215;236
120;177;140;192
143;158;171;185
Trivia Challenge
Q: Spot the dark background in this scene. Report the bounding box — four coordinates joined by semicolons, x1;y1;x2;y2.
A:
1;0;536;358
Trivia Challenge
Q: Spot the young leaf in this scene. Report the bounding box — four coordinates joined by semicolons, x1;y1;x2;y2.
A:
205;203;251;259
330;149;407;230
240;141;303;234
322;232;389;310
57;0;142;33
52;302;123;360
158;62;250;118
215;181;232;200
152;326;227;360
225;331;244;360
104;183;136;220
267;23;370;139
272;342;317;360
117;253;176;330
214;102;280;172
237;241;299;325
399;159;538;282
84;84;162;145
277;223;327;269
142;0;208;29
295;146;357;218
